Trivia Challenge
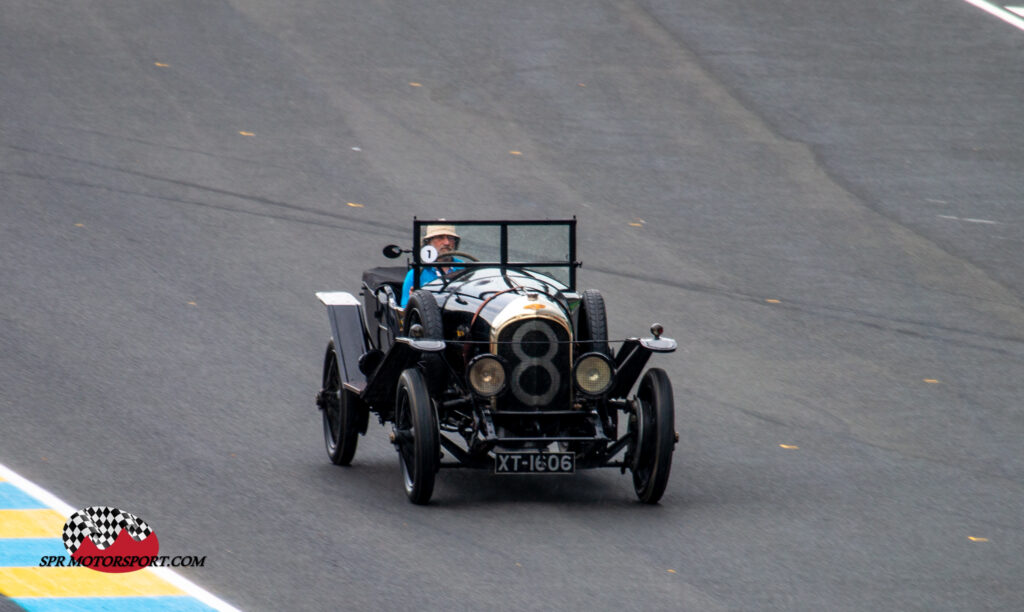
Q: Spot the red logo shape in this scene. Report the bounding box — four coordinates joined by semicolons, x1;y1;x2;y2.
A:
62;506;159;573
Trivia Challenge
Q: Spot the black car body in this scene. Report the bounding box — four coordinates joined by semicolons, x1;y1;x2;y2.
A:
316;219;677;504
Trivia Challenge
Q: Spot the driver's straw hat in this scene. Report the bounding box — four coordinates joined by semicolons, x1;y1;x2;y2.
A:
422;224;460;244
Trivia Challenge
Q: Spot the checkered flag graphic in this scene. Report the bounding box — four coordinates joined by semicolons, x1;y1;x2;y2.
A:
62;506;153;554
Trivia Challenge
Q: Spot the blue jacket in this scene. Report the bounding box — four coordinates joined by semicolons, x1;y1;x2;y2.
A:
400;260;463;307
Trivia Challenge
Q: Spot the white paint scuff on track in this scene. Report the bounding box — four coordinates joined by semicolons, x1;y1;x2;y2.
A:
937;215;1000;224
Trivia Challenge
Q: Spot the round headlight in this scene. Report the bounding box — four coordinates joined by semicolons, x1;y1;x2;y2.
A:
573;353;614;396
468;355;507;398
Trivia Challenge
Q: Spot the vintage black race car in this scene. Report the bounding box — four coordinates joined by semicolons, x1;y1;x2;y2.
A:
315;218;677;504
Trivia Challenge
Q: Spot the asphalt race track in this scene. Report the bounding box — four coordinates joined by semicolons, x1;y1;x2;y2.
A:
2;1;1022;610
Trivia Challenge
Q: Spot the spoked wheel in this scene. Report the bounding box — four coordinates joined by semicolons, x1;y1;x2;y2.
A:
629;368;675;504
393;368;440;505
321;340;360;466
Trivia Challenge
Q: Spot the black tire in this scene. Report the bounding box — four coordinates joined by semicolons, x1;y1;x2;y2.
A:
631;368;675;504
394;368;439;504
403;290;444;338
322;341;360;466
576;289;610;356
403;290;447;393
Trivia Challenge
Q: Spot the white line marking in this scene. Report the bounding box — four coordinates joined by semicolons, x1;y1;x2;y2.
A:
0;464;74;515
148;567;244;610
0;463;243;612
961;0;1024;31
1007;6;1024;18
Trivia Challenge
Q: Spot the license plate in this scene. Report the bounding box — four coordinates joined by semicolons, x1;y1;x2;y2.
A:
494;452;575;474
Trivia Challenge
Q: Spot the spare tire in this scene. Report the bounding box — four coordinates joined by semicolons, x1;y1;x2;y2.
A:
576;289;610;356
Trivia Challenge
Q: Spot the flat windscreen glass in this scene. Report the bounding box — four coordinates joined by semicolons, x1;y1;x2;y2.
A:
413;220;576;289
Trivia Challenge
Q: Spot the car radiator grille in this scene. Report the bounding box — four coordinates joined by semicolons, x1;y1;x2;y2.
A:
496;318;571;409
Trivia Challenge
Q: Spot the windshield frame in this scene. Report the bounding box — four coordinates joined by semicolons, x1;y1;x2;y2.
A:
411;218;579;291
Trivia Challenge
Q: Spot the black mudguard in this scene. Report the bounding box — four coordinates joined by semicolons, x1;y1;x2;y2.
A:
609;337;677;398
360;338;445;419
316;291;370;391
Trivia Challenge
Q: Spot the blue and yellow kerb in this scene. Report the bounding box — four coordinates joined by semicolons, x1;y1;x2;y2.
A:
0;465;239;611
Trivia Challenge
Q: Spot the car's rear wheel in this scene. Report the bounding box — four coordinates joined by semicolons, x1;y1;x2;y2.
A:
630;368;675;504
394;368;439;505
321;341;360;466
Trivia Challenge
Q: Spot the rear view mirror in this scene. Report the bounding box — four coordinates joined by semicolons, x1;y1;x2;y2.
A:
382;244;404;259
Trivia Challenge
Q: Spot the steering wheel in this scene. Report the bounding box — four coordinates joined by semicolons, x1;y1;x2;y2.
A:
432;251;477;286
439;250;479;262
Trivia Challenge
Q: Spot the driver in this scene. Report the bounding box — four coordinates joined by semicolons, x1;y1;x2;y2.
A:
400;224;463;307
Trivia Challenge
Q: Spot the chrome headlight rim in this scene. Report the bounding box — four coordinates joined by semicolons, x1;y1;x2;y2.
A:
467;354;509;398
572;352;616;397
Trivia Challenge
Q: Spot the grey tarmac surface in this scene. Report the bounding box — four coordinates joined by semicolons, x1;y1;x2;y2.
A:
2;1;1022;610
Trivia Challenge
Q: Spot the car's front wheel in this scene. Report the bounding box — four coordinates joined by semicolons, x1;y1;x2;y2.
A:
630;368;675;504
393;368;440;505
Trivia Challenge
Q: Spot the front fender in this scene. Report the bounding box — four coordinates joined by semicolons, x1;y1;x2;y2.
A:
609;336;677;398
360;337;446;418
